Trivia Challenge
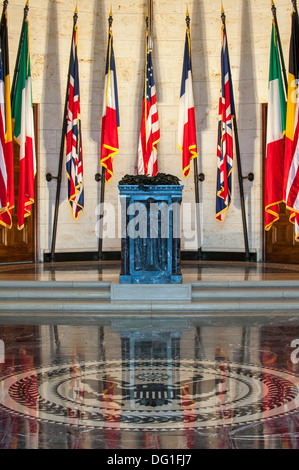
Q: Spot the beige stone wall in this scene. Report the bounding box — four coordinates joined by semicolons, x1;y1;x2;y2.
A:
7;0;294;260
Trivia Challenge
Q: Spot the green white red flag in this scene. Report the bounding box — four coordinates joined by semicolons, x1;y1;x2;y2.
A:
265;19;286;231
12;17;36;230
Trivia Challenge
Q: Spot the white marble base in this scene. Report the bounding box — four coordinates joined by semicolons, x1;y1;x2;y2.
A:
111;284;192;302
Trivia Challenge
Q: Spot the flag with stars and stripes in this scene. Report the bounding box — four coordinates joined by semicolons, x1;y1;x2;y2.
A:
101;25;120;183
284;8;299;240
177;23;198;178
216;22;235;222
137;29;160;177
66;22;84;220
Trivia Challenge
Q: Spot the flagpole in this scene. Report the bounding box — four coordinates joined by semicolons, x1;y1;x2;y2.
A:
148;0;153;51
11;0;29;101
271;0;288;95
47;8;78;262
292;0;298;14
186;10;202;261
0;1;8;30
97;10;114;260
221;9;251;261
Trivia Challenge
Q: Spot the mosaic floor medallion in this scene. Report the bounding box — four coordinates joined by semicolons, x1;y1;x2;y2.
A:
0;359;299;431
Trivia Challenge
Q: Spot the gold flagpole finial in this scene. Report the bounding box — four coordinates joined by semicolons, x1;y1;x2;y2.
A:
186;5;190;28
145;4;149;29
108;6;113;28
73;2;78;26
221;1;224;13
24;0;29;17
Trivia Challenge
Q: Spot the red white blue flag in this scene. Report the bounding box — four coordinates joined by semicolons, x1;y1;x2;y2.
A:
137;29;160;177
216;22;235;222
284;8;299;240
66;22;84;220
101;24;120;183
177;24;198;178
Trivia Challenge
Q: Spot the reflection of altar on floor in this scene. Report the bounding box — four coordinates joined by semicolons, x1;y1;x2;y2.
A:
120;329;182;410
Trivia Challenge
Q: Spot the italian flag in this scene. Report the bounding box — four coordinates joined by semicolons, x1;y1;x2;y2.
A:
265;20;286;231
12;19;36;230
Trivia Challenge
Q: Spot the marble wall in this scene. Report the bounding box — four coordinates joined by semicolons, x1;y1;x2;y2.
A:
7;0;294;260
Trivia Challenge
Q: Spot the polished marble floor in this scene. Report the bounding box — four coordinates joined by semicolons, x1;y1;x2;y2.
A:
0;260;299;451
1;259;299;283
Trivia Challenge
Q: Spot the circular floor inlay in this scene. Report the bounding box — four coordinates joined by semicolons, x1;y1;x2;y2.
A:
0;360;299;431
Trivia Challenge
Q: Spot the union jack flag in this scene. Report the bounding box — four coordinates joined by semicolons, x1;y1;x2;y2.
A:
216;23;235;222
137;29;160;177
66;24;83;220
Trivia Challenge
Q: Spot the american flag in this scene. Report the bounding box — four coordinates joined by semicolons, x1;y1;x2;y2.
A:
284;8;299;241
177;24;198;178
137;30;160;177
216;23;235;222
66;24;84;220
101;26;120;183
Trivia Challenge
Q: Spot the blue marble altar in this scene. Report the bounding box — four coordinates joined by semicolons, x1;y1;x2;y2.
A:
118;184;184;284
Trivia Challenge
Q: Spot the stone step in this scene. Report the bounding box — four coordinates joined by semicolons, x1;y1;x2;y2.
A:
191;280;299;289
0;280;297;315
0;289;111;300
191;281;299;300
0;298;298;313
0;281;111;301
191;287;299;300
0;281;111;290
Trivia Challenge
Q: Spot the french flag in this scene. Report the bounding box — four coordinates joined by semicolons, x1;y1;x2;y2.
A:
177;27;198;178
101;27;120;182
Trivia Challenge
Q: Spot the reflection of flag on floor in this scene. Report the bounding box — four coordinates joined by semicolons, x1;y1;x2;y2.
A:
103;377;121;449
11;18;36;230
0;8;14;228
265;20;286;231
101;23;120;183
66;20;84;220
137;29;160;177
284;8;299;240
216;21;235;222
177;22;198;178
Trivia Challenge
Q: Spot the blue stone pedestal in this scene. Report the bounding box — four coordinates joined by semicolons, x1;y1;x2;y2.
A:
118;184;184;284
